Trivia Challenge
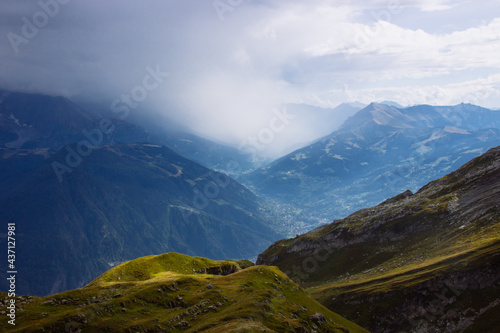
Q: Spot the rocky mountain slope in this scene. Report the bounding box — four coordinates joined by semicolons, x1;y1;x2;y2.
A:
0;143;282;296
0;253;368;333
257;145;500;332
246;103;500;230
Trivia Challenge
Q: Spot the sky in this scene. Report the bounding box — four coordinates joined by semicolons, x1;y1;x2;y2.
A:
1;0;500;152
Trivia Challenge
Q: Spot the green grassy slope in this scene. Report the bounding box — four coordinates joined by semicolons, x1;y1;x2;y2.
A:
257;146;500;332
0;253;368;333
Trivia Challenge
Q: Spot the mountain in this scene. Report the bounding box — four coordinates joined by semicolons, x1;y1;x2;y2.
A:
0;252;368;333
0;143;282;296
0;90;150;199
257;146;500;332
0;90;151;151
0;89;258;184
434;103;500;130
379;100;404;108
150;130;256;176
278;103;364;152
246;103;500;230
0;90;95;150
148;102;364;173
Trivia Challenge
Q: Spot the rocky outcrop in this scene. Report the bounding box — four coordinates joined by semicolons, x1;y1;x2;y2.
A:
196;264;240;276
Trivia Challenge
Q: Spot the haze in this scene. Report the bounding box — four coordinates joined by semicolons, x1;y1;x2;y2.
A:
1;0;500;155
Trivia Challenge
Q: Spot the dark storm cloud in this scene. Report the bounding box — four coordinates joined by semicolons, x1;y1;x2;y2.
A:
1;1;204;97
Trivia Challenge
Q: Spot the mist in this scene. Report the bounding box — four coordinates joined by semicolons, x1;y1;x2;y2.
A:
1;0;500;156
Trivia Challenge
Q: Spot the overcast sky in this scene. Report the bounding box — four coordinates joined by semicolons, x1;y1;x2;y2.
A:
1;0;500;149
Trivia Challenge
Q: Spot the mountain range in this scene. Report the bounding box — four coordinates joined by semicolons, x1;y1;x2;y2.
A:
0;90;150;199
257;145;500;332
1;88;499;332
0;142;282;296
2;145;499;332
245;102;500;231
0;90;286;296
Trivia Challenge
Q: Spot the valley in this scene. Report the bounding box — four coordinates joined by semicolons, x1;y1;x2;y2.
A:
1;90;499;332
2;2;500;331
245;103;500;230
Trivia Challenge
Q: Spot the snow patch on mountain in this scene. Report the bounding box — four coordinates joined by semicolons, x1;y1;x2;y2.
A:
463;148;484;154
428;156;451;167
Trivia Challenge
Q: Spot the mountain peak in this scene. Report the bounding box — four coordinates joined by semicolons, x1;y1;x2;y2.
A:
379;100;404;108
339;102;415;130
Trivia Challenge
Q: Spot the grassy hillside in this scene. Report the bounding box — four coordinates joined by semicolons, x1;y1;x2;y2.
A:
0;253;368;333
257;146;500;332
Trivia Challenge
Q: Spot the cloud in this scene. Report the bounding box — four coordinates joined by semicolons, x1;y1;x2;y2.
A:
304;15;500;72
325;74;500;108
0;0;499;155
413;0;456;11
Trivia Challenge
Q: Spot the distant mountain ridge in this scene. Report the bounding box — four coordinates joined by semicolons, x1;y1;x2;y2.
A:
0;90;151;199
246;102;500;229
0;90;151;151
0;90;258;185
339;102;500;132
434;103;500;129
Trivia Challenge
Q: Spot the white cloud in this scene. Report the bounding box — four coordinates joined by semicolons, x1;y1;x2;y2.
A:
305;17;500;70
325;74;500;108
415;0;456;11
